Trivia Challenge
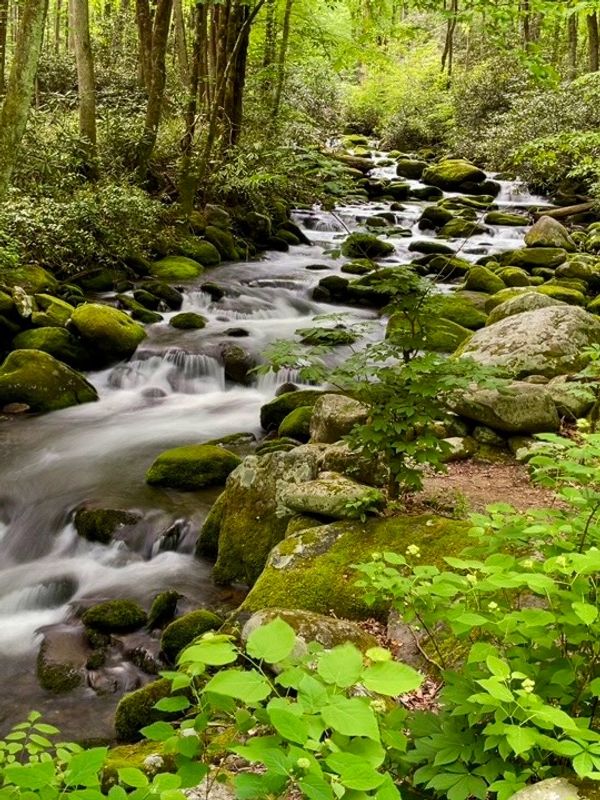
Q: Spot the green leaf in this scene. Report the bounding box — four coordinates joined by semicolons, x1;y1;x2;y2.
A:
298;774;334;800
505;726;538;756
178;639;237;666
476;678;514;703
3;762;56;789
204;669;272;705
176;762;209;789
573;601;598;626
155;696;190;713
152;774;181;793
64;748;108;787
321;696;379;740
486;656;511;680
118;768;149;789
268;707;309;745
325;753;386;790
317;644;364;687
246;618;296;663
140;721;175;741
361;661;422;696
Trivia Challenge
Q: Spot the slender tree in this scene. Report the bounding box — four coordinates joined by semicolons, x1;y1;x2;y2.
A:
0;0;9;91
587;10;599;72
271;0;292;119
0;0;48;199
568;8;578;79
72;0;97;174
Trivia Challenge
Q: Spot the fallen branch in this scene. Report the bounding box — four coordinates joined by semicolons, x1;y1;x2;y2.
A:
532;201;596;220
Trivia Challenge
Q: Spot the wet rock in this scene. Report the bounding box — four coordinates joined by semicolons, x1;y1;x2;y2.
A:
496;267;531;287
0;265;58;294
2;402;30;413
160;609;222;663
140;281;183;310
396;158;427;179
0;349;98;412
464;266;506;294
31;294;74;327
260;389;324;431
195;491;227;557
500;247;568;270
146;444;241;491
70;303;146;366
205;225;237;260
221;343;255;385
432;294;487;329
12;327;89;369
422;159;486;191
37;625;89;693
116;295;163;324
175;238;221;267
408;240;455;255
309;393;368;443
169;312;207;329
115;678;173;742
387;313;471;352
147;590;181;630
525;216;576;251
451;382;560;434
150;256;204;282
485;211;529;226
341;232;394;260
201;282;225;301
223;327;249;337
278;406;312;442
458;305;600;377
82;599;148;633
74;508;142;544
305;263;331;271
280;472;384;520
440;218;488;239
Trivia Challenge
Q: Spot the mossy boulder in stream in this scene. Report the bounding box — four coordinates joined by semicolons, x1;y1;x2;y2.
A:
31;294;75;328
241;515;468;619
74;508;142;545
12;327;89;369
309;394;368;443
204;225;237;261
278;406;313;441
431;294;487;329
341;233;394;260
70;303;146;366
260;389;325;431
160;609;222;663
524;216;576;251
0;349;98;412
386;314;471;352
0;265;58;294
422;159;486;191
149;256;204;282
82;599;147;633
169;312;207;330
464;266;506;294
115;679;172;742
146;444;241;490
174;239;221;267
500;247;568;270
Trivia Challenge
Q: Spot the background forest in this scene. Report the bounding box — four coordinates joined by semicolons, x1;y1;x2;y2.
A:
0;0;599;272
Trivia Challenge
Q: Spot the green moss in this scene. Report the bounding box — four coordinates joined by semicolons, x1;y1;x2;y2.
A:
463;266;506;294
150;256;204;282
484;211;529;226
440;218;487;239
36;642;83;693
103;741;171;787
147;590;180;630
0;349;97;412
195;491;227;557
115;679;172;742
419;206;454;229
204;226;237;260
255;438;298;455
536;284;586;305
242;515;467;619
140;281;183;310
496;267;531;287
175;239;221;267
0;290;14;314
74;508;141;545
341;233;394;260
70;303;146;366
431;294;487;329
278;406;312;441
146;444;241;491
340;260;375;275
422;160;485;190
12;327;89;369
386;313;471;352
0;265;58;294
484;287;536;312
426;255;472;279
396;158;427;179
116;295;163;324
31;294;74;327
500;247;568;270
160;609;222;663
169;312;207;330
82;599;147;633
260;389;324;431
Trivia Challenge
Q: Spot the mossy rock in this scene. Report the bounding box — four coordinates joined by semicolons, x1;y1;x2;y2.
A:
82;599;147;633
12;327;89;369
536;284;586;305
103;741;172;787
276;229;301;246
175;239;221;267
195;491;227;557
0;265;58;294
140;281;183;310
299;327;357;346
500;247;568;270
31;294;74;328
426;255;472;279
525;216;576;251
242;515;468;619
260;389;325;432
431;294;487;329
116;295;163;325
37;631;86;693
440;218;488;239
396;158;427;179
496;267;531;287
70;303;146;366
77;268;123;292
74;508;141;545
150;256;204;282
115;679;172;742
422;159;485;191
484;211;529;226
278;406;313;442
484;287;538;312
0;289;14;315
419;206;454;230
133;289;160;310
340;261;374;275
169;312;207;330
340;233;394;260
0;349;97;412
386;313;471;352
146;444;241;491
486;292;564;325
464;266;506;294
160;609;222;663
408;240;455;256
205;226;237;261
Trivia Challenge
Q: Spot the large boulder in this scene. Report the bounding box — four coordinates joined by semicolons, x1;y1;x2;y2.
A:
464;266;505;294
432;293;488;329
0;265;58;294
500;247;568;270
486;292;564;325
387;314;471;352
524;216;576;251
146;444;241;491
260;389;325;431
31;294;74;328
149;256;204;282
280;473;384;520
70;303;146;366
212;448;321;586
457;305;600;378
451;382;560;434
309;393;369;443
341;233;394;260
422;159;486;191
0;349;97;412
241;515;467;618
160;609;222;663
12;327;90;369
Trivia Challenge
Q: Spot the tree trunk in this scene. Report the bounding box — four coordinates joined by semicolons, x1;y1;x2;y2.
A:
136;0;173;180
587;11;599;72
271;0;292;119
135;0;152;90
173;0;188;84
521;0;531;46
54;0;61;52
0;0;48;198
179;0;205;213
568;10;578;79
72;0;97;174
0;0;9;91
441;0;458;75
224;0;249;146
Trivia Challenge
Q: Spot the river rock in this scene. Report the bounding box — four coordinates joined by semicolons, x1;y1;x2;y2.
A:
221;343;255;385
74;508;142;545
458;305;600;377
82;599;147;633
12;327;90;369
341;233;394;259
37;625;89;693
31;294;74;328
169;312;206;329
280;472;384;519
546;377;594;419
114;679;173;742
70;303;146;366
241;515;467;618
150;256;204;282
464;266;505;294
508;778;584;800
422;159;486;191
0;265;58;294
451;382;560;434
309;393;368;443
212;447;322;586
160;609;222;663
0;349;98;412
241;609;377;656
500;247;568;270
486;292;564;325
396;158;427;179
524;216;576;251
260;389;325;431
146;444;241;490
278;405;312;441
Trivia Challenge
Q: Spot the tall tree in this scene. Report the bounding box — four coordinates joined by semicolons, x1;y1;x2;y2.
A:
271;0;293;119
568;8;578;78
587;10;599;71
0;0;9;90
72;0;97;174
0;0;48;199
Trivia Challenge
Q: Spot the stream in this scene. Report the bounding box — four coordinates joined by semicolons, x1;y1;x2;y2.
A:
0;152;550;739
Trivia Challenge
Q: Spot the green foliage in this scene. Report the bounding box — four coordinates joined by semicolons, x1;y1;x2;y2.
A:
356;432;600;800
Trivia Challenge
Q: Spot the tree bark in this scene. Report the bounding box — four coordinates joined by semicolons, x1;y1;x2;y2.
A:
568;10;578;79
0;0;48;198
136;0;173;180
135;0;153;90
72;0;97;174
271;0;292;119
179;0;205;213
0;0;9;91
173;0;188;84
587;11;599;72
441;0;458;75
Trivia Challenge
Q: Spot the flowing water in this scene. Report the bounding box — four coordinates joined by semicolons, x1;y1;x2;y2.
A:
0;154;550;738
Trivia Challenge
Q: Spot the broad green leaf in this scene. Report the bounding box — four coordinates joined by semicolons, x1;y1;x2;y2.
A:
317;644;364;687
155;696;190;713
325;753;386;790
176;762;208;788
298;773;335;800
246;618;297;663
178;639;237;666
486;656;511;680
64;748;108;787
505;726;538;755
573;601;598;626
361;661;422;696
140;721;175;741
204;669;272;705
118;768;148;788
3;762;56;789
321;696;379;740
477;678;514;703
268;707;309;745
